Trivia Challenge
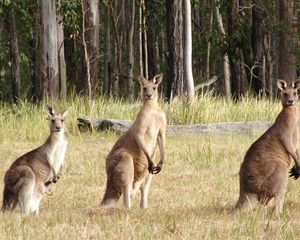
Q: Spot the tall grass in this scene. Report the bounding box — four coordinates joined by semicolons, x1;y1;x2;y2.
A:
0;93;281;138
1;94;297;240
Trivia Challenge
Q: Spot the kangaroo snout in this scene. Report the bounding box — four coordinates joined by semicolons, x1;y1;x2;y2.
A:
288;99;295;105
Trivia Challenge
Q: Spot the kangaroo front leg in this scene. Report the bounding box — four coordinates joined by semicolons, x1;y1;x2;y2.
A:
135;133;156;174
152;128;166;174
290;150;300;179
280;138;300;165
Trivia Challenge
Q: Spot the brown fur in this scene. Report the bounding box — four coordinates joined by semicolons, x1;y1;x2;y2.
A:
100;74;166;209
233;79;300;214
1;106;69;214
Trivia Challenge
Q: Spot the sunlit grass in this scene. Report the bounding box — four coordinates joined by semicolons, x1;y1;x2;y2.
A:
1;95;298;239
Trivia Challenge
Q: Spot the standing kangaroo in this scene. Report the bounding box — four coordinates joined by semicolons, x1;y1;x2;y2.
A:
233;79;300;214
100;73;166;209
1;106;69;214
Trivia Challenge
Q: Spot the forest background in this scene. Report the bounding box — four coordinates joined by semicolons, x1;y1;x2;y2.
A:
0;0;299;104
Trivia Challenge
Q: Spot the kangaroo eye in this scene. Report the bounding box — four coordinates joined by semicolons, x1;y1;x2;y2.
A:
51;119;55;123
284;93;288;97
143;87;147;91
61;119;64;123
153;87;156;90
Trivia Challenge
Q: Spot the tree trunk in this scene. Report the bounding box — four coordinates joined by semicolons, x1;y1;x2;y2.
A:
103;2;111;96
29;31;37;103
82;0;100;97
142;0;148;79
125;0;135;102
215;2;231;99
206;10;213;81
184;0;194;103
7;11;21;103
145;1;157;78
109;0;124;97
278;0;297;83
166;0;184;101
40;0;59;100
57;0;67;98
139;1;144;76
252;0;265;95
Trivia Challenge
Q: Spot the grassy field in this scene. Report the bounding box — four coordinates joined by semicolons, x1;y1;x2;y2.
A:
1;96;300;239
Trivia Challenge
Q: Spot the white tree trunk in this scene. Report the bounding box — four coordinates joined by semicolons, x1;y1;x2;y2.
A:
57;0;67;98
206;10;213;81
141;0;148;79
40;0;59;99
184;0;194;103
81;0;92;99
81;0;100;98
215;2;231;99
139;1;144;76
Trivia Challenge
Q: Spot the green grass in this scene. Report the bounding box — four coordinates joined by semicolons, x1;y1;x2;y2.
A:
1;95;300;239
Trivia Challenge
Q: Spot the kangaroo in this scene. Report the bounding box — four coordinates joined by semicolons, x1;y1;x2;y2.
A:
100;73;166;209
1;106;69;214
232;79;300;215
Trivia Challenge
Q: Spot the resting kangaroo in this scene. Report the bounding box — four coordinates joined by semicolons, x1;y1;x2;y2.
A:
100;73;166;209
1;106;69;214
233;79;300;214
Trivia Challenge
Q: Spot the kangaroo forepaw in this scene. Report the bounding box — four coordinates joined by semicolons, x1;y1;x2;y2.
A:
45;181;52;186
148;162;155;174
52;174;61;183
152;165;162;174
289;165;300;180
148;162;162;174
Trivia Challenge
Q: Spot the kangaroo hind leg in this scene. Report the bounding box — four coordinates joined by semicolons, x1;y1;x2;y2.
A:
17;167;36;214
231;192;257;214
140;174;153;209
30;182;45;214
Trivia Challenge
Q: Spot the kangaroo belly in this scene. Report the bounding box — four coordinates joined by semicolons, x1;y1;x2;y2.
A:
52;141;68;174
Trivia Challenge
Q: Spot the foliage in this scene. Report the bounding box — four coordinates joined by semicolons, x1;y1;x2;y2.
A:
0;0;299;102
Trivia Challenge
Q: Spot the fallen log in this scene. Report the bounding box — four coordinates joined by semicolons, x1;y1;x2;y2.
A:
77;116;272;135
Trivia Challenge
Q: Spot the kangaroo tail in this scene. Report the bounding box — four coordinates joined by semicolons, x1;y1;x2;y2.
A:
1;187;16;212
100;177;122;207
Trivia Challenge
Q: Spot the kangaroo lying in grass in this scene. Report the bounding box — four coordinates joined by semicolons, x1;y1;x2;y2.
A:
233;79;300;214
1;106;69;214
100;73;166;209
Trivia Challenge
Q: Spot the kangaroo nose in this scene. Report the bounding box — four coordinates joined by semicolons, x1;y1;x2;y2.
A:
147;93;152;98
288;99;295;105
55;126;61;132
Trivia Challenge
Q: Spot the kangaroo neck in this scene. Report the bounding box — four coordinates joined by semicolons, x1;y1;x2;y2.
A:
45;131;65;150
282;105;298;114
142;99;158;108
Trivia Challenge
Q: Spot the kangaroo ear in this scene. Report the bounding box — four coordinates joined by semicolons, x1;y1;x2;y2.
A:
292;80;300;90
62;107;71;118
153;73;163;85
277;79;287;91
139;75;148;85
46;105;55;116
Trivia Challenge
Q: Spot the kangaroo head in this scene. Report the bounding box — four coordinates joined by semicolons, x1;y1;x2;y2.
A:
277;79;300;107
46;106;69;133
139;73;163;102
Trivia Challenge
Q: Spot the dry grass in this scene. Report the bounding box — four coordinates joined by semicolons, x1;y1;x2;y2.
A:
1;97;300;239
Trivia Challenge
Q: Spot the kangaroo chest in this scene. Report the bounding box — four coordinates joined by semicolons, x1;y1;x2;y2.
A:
53;140;68;173
46;139;68;174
